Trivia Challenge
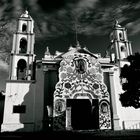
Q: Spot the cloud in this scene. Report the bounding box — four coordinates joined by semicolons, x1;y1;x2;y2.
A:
0;0;140;59
32;0;140;37
1;0;140;39
0;59;9;72
126;19;140;35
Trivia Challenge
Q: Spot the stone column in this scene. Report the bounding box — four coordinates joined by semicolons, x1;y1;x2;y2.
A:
11;55;17;80
66;107;72;130
47;105;53;117
109;71;121;130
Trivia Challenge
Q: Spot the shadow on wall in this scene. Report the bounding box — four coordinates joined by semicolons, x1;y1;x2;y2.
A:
2;64;45;132
14;67;45;132
12;83;37;132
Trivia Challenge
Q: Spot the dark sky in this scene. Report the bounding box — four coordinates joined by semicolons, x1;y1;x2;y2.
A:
0;0;140;90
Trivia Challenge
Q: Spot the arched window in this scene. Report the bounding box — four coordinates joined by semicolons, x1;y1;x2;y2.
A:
119;32;123;41
120;46;127;59
101;102;108;114
19;38;27;53
121;46;126;52
22;24;27;32
17;59;27;80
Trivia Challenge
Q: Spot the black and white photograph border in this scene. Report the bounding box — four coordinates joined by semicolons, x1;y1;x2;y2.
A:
0;0;140;139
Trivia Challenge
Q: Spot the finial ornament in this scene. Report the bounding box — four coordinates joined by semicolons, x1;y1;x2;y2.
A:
44;46;54;60
76;40;80;46
20;10;29;18
115;20;119;25
76;40;81;49
24;10;28;15
45;46;50;55
114;19;121;27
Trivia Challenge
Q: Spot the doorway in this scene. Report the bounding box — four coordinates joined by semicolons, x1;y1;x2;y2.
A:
67;99;99;130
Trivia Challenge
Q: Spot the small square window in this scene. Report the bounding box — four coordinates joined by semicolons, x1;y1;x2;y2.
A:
13;105;26;113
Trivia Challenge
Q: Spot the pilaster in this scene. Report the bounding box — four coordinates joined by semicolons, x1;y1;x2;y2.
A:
109;71;121;130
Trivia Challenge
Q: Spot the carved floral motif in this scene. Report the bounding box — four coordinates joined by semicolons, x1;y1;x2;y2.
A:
53;53;112;129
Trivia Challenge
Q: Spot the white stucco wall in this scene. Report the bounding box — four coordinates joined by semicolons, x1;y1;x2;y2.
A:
114;69;140;129
1;82;35;132
1;69;44;132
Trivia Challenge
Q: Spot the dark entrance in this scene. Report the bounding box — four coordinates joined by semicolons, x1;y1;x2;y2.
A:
67;99;99;130
17;59;27;80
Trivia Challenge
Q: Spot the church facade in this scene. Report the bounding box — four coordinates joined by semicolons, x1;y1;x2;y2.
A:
1;11;140;132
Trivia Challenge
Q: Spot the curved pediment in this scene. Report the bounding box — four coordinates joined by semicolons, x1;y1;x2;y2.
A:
61;47;98;59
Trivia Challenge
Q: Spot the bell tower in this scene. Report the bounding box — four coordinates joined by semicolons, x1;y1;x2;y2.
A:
10;10;35;80
1;11;40;132
109;20;132;64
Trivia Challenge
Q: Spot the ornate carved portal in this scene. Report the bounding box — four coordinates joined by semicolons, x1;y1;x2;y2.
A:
53;53;112;130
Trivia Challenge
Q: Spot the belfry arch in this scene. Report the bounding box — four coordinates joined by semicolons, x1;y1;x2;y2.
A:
22;24;27;32
17;59;27;80
19;38;27;53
